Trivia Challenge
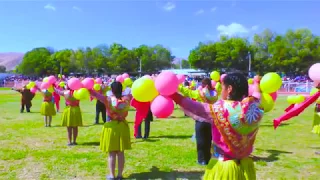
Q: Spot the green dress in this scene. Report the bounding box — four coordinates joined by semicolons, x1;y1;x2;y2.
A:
61;91;83;127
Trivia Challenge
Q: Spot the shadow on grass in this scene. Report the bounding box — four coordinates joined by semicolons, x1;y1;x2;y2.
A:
260;123;289;127
80;142;100;146
127;166;203;179
132;139;160;143
150;135;192;139
252;149;293;162
165;116;189;119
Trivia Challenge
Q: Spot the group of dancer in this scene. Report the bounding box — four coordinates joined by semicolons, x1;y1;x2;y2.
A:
11;72;320;180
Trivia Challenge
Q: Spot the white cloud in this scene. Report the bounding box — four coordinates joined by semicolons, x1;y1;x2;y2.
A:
194;9;204;15
217;23;259;36
72;6;82;12
210;7;217;12
44;4;56;11
163;2;176;11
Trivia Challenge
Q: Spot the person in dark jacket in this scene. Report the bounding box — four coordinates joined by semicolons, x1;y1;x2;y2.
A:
136;109;153;139
12;86;35;113
95;85;108;124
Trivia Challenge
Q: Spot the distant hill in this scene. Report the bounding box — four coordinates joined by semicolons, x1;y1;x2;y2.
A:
0;52;24;71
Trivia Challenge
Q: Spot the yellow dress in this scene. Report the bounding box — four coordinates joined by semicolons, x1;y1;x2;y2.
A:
61;92;82;127
40;91;56;116
100;96;131;152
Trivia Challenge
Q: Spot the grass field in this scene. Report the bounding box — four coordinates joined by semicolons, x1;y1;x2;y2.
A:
0;88;319;180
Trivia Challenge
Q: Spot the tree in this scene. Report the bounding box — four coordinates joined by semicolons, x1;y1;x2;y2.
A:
0;65;6;73
16;47;54;76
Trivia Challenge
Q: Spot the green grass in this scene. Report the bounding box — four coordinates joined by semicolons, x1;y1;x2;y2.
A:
0;88;319;180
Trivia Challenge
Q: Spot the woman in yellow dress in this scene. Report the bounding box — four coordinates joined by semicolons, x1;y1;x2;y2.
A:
171;72;264;179
90;81;132;180
54;86;83;146
35;87;56;127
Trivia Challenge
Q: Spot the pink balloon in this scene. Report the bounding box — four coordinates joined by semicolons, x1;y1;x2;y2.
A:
155;71;179;96
116;75;124;83
41;82;50;90
220;74;227;81
68;78;82;90
270;92;278;101
30;87;37;94
47;75;56;84
122;73;129;79
211;80;217;87
95;78;102;84
309;63;320;81
248;84;254;96
82;78;95;89
151;95;174;118
176;74;186;84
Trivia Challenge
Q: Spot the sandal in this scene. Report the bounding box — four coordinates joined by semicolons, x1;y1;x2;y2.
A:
106;175;115;180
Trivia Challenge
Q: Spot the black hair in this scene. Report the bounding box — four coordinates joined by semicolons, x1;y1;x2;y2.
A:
201;78;213;90
111;81;123;99
222;72;248;101
184;81;190;86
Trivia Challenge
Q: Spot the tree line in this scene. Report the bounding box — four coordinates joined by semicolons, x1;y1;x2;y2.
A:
15;28;320;76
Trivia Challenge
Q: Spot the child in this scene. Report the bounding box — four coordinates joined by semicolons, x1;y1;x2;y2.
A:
36;87;56;127
54;86;83;146
90;82;132;180
171;72;264;179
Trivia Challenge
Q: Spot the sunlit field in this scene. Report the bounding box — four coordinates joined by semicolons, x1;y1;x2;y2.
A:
0;88;319;180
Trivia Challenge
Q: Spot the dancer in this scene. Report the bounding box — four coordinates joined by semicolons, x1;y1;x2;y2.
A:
90;81;132;180
54;86;83;146
53;90;60;112
36;87;56;127
178;78;218;165
171;72;263;179
137;109;153;139
12;86;35;113
313;100;320;155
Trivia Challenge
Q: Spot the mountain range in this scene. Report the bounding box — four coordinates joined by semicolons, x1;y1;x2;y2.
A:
0;52;24;71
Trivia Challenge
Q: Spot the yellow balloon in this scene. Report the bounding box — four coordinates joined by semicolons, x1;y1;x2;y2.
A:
287;95;296;104
124;78;133;86
131;78;158;102
43;77;49;82
310;88;318;96
191;81;196;87
248;78;253;84
28;81;36;88
215;82;222;93
295;95;305;104
210;71;220;81
48;86;54;93
59;82;66;88
261;93;274;112
75;88;90;100
93;84;101;91
26;84;32;89
122;83;126;92
260;73;282;93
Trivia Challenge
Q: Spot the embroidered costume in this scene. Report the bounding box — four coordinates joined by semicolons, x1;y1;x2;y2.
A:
172;93;263;179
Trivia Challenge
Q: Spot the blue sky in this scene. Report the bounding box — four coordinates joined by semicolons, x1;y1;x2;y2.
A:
1;0;320;58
